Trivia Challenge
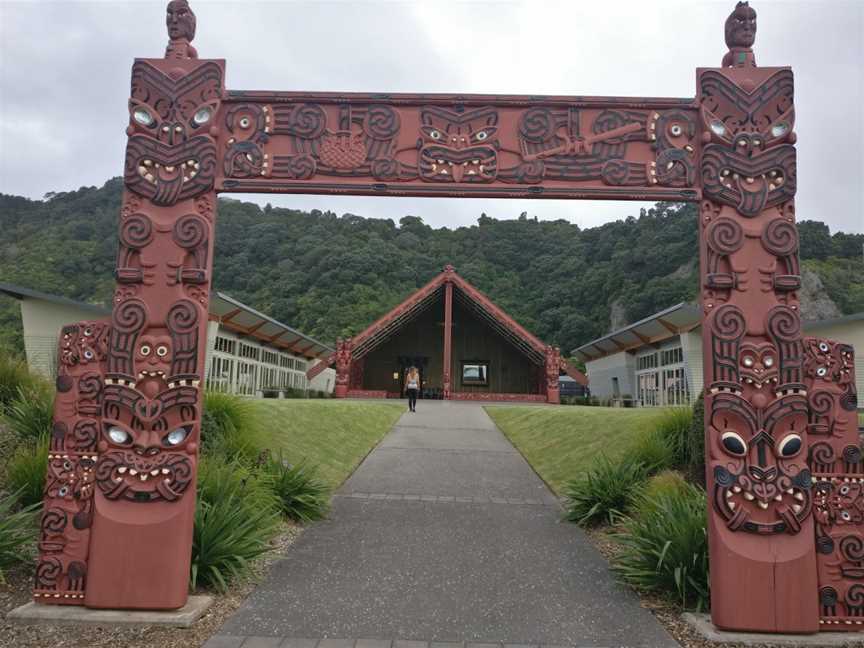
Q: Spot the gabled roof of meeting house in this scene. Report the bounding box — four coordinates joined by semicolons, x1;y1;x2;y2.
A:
306;266;588;385
0;282;333;360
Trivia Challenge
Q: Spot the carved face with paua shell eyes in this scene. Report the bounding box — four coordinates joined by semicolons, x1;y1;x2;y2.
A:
738;341;778;390
97;383;197;503
711;391;812;534
814;479;864;528
725;1;757;49
418;107;499;183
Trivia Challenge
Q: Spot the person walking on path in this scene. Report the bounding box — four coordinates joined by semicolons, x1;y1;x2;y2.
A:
404;366;420;412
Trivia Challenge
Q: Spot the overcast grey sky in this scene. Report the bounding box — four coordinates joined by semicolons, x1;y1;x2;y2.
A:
1;0;861;232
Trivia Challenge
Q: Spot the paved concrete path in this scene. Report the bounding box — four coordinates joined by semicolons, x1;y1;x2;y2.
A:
207;402;677;647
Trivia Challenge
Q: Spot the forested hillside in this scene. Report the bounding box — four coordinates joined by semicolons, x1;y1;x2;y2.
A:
1;178;862;353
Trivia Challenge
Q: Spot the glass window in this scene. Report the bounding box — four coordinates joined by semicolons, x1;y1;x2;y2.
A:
462;362;489;386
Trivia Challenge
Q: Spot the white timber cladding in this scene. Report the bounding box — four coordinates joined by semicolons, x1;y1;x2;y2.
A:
19;298;93;378
680;329;704;398
205;328;318;395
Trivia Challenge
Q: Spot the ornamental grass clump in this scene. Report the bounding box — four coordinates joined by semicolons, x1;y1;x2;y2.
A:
0;492;39;583
5;433;50;507
652;406;696;470
622;427;676;476
564;455;649;526
3;386;54;444
261;454;329;523
191;455;281;591
200;391;268;463
612;473;709;610
191;492;281;592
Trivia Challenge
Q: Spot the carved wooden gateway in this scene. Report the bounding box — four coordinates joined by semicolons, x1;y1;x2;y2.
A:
35;0;861;636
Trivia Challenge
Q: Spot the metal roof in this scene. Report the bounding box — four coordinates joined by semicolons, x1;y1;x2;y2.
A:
0;282;332;360
572;302;702;362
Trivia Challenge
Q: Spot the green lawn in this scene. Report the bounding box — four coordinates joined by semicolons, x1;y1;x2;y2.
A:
254;400;405;489
485;405;663;495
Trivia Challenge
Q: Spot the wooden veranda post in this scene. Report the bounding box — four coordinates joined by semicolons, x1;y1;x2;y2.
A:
443;266;454;399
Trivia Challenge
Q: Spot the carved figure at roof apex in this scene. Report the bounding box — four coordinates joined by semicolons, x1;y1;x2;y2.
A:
443;264;456;274
722;1;757;68
165;0;198;60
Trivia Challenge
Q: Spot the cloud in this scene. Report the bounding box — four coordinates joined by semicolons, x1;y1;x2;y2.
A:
0;0;861;232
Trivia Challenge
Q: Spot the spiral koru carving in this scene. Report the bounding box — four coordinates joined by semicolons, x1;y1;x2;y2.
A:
809;442;835;467
166;299;199;334
112;299;147;335
762;218;798;257
766;305;800;343
40;508;68;536
820;586;839;607
286;104;326;139
711;304;746;341
363;105;400;140
72;420;99;451
843;445;862;465
172;214;208;250
601;159;632;185
809;390;834;416
706;217;744;254
35;558;63;588
519;108;555;143
119;213;154;248
371;157;402;181
847;584;864;610
286;155;316;179
840;535;864;562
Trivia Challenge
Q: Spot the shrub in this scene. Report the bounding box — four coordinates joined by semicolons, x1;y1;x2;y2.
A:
201;391;268;463
190;492;280;592
688;392;706;486
196;454;278;512
5;434;49;507
261;455;329;522
612;478;709;610
639;470;692;516
654;407;695;470
3;386;54;444
563;455;649;526
0;492;39;583
623;427;675;476
0;353;45;412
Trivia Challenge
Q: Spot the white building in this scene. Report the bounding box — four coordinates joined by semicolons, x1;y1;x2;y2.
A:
572;303;863;408
0;283;335;397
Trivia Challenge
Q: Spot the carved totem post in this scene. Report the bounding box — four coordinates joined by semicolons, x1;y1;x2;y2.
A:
699;1;816;632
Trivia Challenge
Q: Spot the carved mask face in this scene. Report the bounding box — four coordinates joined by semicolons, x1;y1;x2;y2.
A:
97;384;196;503
739;342;779;389
125;62;220;206
135;332;172;397
725;2;757;48
45;453;97;507
711;392;811;534
419;107;498;182
815;479;864;528
59;323;109;367
166;0;196;41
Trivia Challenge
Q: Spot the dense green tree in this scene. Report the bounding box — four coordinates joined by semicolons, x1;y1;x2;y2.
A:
0;179;861;356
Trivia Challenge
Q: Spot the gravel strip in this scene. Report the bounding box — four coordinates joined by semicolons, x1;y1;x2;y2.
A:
0;522;303;648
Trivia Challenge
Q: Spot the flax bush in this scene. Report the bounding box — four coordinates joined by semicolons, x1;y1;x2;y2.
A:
0;492;39;583
564;455;649;526
200;391;268;463
612;474;709;610
261;455;329;522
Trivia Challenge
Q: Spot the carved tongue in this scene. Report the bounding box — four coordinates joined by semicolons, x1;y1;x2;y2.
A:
137;374;167;399
736;174;768;217
154;168;184;206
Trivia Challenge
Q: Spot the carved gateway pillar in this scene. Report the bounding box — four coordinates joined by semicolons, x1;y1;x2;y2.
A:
545;346;561;404
443;269;454;399
699;2;816;632
34;0;223;609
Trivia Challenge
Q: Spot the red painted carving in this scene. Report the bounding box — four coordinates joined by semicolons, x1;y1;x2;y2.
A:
804;339;862;630
443;278;454;399
699;4;819;632
33;321;108;604
37;3;858;633
334;337;352;398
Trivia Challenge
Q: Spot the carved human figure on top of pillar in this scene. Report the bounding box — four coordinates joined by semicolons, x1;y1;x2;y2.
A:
722;1;757;68
165;0;198;60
